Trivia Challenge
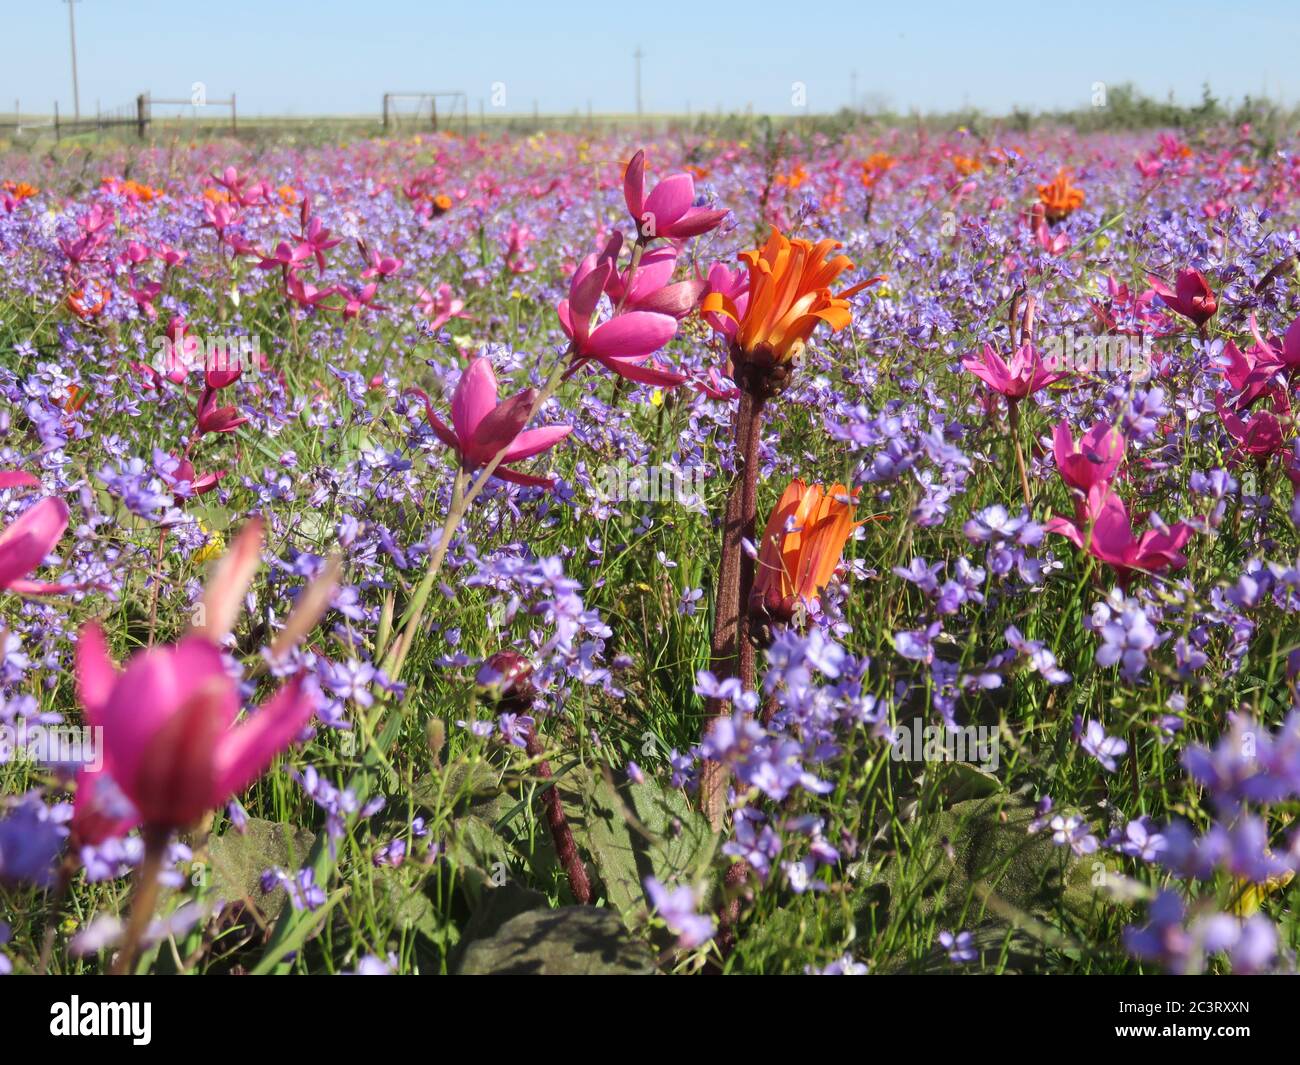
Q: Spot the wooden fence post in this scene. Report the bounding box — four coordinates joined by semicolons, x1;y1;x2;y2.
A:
230;92;237;134
136;93;148;139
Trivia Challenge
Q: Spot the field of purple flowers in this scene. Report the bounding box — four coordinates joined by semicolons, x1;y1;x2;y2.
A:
1;121;1299;975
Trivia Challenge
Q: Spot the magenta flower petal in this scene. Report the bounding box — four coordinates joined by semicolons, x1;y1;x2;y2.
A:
406;388;461;451
99;637;236;795
596;355;688;387
583;312;677;360
493;465;556;488
451;358;499;442
0;496;69;591
467;389;534;464
0;470;41;490
215;673;318;800
501;424;573;463
642;172;694;231
623;150;646;223
131;676;228;828
662;207;729;239
634;279;707;319
75;622;118;724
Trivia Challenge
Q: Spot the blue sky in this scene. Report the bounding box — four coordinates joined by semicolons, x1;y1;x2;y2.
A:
4;0;1298;117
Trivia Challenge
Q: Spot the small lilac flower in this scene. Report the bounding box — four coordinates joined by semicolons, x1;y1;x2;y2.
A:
1079;719;1128;772
938;929;977;964
644;877;715;949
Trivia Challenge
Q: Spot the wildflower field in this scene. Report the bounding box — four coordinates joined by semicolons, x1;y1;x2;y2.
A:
2;121;1299;978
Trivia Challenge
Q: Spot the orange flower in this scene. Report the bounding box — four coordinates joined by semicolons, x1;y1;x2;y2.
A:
67;280;109;319
859;152;896;188
61;384;90;414
701;228;882;367
752;480;869;617
951;154;981;177
1037;168;1085;221
123;180;162;202
431;193;453;215
776;164;809;190
2;180;38;201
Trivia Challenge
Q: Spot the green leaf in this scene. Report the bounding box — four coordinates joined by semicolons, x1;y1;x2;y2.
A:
208;818;317;921
562;764;715;921
456;907;655;975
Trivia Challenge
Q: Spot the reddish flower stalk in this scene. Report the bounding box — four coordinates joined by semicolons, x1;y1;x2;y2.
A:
525;727;592;905
699;389;757;829
479;650;591;904
697;229;879;828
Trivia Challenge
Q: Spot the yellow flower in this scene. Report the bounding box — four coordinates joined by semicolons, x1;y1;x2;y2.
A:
195;524;226;564
1231;871;1294;916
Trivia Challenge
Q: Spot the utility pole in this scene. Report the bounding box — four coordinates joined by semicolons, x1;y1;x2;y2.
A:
64;0;81;121
634;46;643;119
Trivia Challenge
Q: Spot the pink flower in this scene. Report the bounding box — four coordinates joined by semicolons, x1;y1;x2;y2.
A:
1046;486;1194;584
0;476;70;595
1031;203;1071;255
701;261;750;342
406;358;572;488
557;253;683;386
503;224;536;275
359;243;403;280
961;342;1064;401
72;519;322;832
334;282;386;319
599;234;705;319
1235;311;1300;389
211;166;268;207
154;244;187;269
196;387;248;436
1147;268;1217;327
623;150;728;241
1217;336;1279;409
284;275;335;309
1053;420;1125;494
1217;390;1289;460
414;283;471;331
126;275;163;320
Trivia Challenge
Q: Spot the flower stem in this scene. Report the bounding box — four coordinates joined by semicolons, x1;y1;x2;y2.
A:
735;391;767;691
525;726;591;904
261;351;573;972
699;387;759;829
1008;400;1032;510
110;824;170;976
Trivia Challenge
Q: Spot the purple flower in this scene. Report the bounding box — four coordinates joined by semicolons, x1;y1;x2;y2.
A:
644;877;714;949
938;929;977;963
1079;719;1128;772
0;797;65;887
